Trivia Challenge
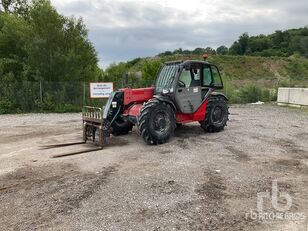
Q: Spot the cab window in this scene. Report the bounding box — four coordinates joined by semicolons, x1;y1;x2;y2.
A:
202;65;223;88
211;66;223;88
190;68;200;87
203;66;212;86
178;69;191;87
178;67;201;87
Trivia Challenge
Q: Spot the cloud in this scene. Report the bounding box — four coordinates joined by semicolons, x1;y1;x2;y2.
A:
51;0;308;68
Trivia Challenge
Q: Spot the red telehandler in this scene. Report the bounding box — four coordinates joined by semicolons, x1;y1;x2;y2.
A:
82;57;229;147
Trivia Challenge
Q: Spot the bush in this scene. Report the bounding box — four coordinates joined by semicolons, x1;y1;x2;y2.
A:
234;84;277;103
0;98;13;114
239;84;262;103
277;79;293;87
54;104;81;113
221;75;242;104
34;94;55;112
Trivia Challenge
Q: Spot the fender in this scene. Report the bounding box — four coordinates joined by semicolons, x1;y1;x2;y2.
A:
153;95;177;111
122;94;177;121
210;92;228;101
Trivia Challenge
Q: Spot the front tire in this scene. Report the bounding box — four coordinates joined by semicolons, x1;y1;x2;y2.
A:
201;96;229;132
138;99;176;145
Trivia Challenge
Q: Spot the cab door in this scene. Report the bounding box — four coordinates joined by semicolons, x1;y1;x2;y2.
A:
174;66;202;113
201;64;224;98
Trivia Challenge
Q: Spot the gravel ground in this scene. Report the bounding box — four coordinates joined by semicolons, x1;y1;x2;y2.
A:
0;104;307;231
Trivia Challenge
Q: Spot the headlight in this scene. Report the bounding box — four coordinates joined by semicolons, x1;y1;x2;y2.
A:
162;89;169;94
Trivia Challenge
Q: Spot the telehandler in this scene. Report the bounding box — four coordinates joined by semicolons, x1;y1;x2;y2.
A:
82;57;229;147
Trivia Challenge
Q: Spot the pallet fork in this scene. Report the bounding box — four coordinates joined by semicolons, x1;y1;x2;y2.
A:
82;106;107;148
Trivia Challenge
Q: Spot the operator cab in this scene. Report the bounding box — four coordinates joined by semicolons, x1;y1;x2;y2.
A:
175;60;223;113
155;60;223;114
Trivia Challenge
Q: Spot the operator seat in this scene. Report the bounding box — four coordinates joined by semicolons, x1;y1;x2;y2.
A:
189;69;200;87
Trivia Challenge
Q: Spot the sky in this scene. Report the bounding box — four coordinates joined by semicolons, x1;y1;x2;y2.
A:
50;0;308;68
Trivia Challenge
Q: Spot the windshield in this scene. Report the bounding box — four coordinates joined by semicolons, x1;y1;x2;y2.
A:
155;64;178;93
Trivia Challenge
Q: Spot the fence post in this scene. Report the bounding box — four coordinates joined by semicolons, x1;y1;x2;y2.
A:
83;81;86;105
39;80;43;103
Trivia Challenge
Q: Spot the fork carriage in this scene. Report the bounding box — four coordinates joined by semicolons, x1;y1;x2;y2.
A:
82;106;105;147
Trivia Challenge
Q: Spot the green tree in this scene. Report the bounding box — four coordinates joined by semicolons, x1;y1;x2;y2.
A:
229;41;241;55
249;35;270;53
0;0;31;16
0;13;28;78
103;62;127;89
173;48;183;54
300;37;308;57
141;60;162;87
25;0;98;82
238;32;249;55
0;0;100;113
216;45;228;55
192;47;206;55
204;46;216;55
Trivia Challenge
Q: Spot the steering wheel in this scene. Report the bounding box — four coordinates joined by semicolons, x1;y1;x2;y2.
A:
178;80;185;88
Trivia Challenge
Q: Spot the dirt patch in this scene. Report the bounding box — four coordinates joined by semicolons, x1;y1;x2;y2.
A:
273;159;308;175
276;159;301;167
0;163;118;230
195;170;227;199
159;150;173;154
106;137;130;147
163;170;258;230
252;135;308;159
57;119;80;124
176;138;189;149
150;180;187;195
275;138;306;155
226;146;251;162
174;125;204;138
295;132;308;139
0;129;72;144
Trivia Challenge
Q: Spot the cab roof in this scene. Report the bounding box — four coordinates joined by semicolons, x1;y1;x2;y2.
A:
164;60;210;66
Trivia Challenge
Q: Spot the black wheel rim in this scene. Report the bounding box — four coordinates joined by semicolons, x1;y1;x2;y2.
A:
152;111;170;134
211;106;224;123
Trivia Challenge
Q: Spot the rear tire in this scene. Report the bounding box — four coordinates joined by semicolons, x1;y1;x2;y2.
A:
201;96;228;132
111;117;133;136
138;99;176;145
